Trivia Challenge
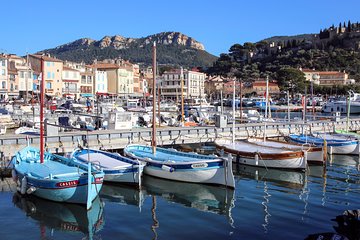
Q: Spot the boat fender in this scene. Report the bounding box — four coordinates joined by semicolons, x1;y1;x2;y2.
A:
26;186;36;195
11;169;18;182
255;154;259;166
20;176;27;195
162;165;174;172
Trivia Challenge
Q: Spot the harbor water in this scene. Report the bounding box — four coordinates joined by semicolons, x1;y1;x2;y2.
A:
0;146;359;240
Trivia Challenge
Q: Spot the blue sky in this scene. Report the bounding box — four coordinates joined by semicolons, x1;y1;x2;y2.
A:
2;0;360;57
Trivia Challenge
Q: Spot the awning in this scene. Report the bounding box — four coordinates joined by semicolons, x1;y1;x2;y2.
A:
81;93;94;97
96;92;108;96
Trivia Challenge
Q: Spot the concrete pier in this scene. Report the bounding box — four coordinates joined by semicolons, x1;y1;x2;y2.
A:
0;117;359;161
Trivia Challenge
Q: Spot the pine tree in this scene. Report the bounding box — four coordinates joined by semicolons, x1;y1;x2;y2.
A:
347;20;352;32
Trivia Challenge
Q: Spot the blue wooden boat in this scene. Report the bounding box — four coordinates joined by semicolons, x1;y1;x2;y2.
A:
12;146;104;209
124;144;235;188
288;134;359;155
71;148;144;186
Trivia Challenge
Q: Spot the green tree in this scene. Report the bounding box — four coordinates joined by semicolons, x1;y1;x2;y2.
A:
276;68;306;96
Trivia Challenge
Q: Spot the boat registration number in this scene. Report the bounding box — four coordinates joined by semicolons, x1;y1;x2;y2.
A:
56;180;79;188
191;163;208;169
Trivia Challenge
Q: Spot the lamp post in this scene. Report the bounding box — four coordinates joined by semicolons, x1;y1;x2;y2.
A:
311;73;320;119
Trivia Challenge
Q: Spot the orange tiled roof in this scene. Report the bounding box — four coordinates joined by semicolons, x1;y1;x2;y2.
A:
63;66;79;71
30;54;63;63
89;63;119;69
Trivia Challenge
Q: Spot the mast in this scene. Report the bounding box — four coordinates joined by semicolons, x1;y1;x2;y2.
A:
181;67;184;123
232;79;235;144
40;57;45;163
263;76;269;141
158;85;161;127
346;92;351;132
25;53;29;103
152;42;157;154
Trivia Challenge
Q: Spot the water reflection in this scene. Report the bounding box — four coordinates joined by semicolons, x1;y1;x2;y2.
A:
100;184;145;210
142;175;235;223
12;193;104;240
233;164;306;190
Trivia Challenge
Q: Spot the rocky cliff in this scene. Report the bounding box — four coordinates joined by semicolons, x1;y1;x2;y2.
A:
41;32;214;67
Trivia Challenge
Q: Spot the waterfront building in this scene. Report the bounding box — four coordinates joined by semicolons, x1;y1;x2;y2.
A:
91;62;116;97
8;55;33;99
80;66;95;98
0;54;8;100
223;80;241;98
251;80;280;96
301;68;355;86
161;68;206;101
117;61;134;98
62;66;81;99
205;75;225;100
29;54;63;98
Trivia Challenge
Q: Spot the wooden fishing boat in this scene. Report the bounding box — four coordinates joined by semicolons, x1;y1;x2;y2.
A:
12;146;104;208
214;138;307;170
288;134;359;155
124;42;234;188
246;137;325;164
71;148;144;186
12;56;104;210
124;144;235;188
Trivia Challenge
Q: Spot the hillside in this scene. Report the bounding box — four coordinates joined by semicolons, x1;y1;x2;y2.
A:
208;21;360;82
38;32;217;68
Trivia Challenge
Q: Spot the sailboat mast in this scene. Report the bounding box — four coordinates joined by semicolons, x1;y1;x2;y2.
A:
181;67;184;123
264;76;269;119
232;79;235;144
346;92;351;132
40;57;45;163
152;42;157;154
263;76;269;141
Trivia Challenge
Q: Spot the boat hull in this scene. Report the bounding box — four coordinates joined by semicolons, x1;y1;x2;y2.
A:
124;144;235;188
214;139;306;170
71;148;144;186
13;146;104;207
289;134;359;155
15;173;103;204
246;138;325;164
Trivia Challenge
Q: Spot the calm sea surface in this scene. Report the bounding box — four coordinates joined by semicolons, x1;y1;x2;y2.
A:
0;147;359;240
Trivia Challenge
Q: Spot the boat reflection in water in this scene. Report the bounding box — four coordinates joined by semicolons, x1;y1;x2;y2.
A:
234;164;307;189
142;175;235;220
12;192;104;240
329;154;360;169
100;184;145;210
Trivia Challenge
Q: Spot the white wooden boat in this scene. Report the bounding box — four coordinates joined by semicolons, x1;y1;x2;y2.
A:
124;144;235;188
71;148;144;186
246;138;325;164
289;134;359;155
214;138;307;170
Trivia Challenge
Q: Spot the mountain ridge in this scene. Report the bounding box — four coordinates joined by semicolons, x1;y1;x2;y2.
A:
39;32;215;68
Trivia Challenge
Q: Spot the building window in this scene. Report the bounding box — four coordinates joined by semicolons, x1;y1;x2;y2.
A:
46;82;52;89
2;81;6;89
47;72;51;79
52;73;55;79
46;62;50;67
